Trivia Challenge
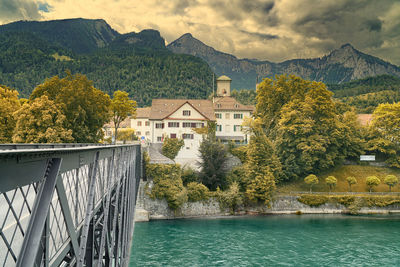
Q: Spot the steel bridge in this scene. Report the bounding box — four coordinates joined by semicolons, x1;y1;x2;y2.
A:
0;144;141;267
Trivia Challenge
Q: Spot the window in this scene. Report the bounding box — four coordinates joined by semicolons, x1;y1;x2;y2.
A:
145;131;150;136
157;136;162;142
137;121;142;126
182;133;194;139
216;125;222;132
225;113;230;119
136;131;141;136
234;125;241;132
226;125;230;133
170;133;177;138
155;123;164;129
183;110;191;116
183;122;204;128
234;113;243;119
215;113;222;119
145;121;150;126
168;122;179;128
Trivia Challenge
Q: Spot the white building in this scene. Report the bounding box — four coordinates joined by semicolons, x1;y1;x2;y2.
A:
129;75;254;159
213;75;253;143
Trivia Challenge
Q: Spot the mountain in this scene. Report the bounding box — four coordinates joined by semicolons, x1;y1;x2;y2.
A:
0;18;119;54
0;19;213;106
167;34;400;89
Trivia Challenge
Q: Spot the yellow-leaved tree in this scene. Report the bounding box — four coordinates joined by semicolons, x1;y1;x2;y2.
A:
30;72;111;143
12;96;73;143
111;90;136;143
0;85;21;143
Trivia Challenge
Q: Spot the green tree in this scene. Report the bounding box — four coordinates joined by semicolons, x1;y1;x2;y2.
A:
111;90;136;143
256;75;353;181
162;137;185;160
12;96;73;143
0;85;20;143
244;118;282;183
346;176;357;192
384;175;398;192
198;126;228;190
325;176;337;192
366;176;380;192
304;174;318;193
367;102;400;168
30;72;111;143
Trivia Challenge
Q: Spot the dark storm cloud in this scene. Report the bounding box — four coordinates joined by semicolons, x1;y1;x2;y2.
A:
239;29;278;40
0;0;42;22
365;19;382;32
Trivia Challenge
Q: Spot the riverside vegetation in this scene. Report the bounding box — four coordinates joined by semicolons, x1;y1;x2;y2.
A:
144;75;400;213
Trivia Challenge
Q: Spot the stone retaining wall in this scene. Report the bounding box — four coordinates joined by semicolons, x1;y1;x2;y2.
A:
134;180;400;222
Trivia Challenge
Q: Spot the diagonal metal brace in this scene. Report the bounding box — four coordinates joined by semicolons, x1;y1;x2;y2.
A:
16;158;62;267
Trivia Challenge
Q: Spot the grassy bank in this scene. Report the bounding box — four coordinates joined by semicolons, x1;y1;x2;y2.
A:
277;165;400;193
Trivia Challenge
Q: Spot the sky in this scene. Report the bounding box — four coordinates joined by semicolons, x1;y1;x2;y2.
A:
1;0;400;65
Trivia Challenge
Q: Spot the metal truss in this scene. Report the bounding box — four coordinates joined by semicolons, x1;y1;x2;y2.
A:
0;144;141;267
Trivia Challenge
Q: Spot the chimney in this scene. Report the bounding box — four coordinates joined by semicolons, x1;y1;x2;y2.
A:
216;75;232;97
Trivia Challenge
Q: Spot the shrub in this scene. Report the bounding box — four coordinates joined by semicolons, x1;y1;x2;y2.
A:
226;166;247;192
298;195;329;206
384;175;398;192
147;163;187;210
187;182;210;202
346;176;357;192
366;176;380;192
181;167;199;185
162;137;184;160
325;176;337;192
245;170;276;206
217;182;243;213
304;174;318;192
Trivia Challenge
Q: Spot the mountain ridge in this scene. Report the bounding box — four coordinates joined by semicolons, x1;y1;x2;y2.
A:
167;33;400;89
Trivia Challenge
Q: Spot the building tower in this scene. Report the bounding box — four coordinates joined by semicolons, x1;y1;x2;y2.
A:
216;75;232;97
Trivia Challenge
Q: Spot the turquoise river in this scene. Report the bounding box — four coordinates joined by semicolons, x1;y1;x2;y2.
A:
129;215;400;266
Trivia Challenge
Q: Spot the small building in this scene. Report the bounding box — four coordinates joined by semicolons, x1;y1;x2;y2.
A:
132;107;151;142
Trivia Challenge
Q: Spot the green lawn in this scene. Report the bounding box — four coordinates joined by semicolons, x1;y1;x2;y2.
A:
277;165;400;193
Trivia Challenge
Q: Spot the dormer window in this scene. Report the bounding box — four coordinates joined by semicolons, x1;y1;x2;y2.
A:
183;110;191;116
217;103;221;108
234;104;239;108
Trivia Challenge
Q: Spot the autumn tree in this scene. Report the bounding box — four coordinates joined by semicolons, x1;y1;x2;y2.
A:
366;176;380;192
325;176;337;192
111;90;136;143
346;176;357;192
30;72;111;143
117;129;137;143
367;102;400;168
384;175;398;192
12;96;73;143
0;85;20;143
304;174;318;193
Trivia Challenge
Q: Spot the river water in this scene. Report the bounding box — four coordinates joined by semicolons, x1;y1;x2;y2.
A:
129;214;400;266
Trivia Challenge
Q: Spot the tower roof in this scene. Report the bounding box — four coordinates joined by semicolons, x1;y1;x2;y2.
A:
217;75;232;81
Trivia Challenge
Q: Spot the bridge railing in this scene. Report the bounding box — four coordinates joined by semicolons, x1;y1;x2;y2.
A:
0;144;141;267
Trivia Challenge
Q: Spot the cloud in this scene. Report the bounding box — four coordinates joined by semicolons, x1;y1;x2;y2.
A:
38;2;52;12
1;0;400;65
0;0;42;23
